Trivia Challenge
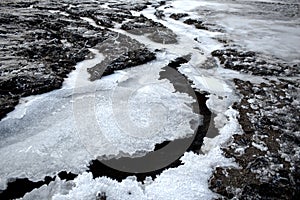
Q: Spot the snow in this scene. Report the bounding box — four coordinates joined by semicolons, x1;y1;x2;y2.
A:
22;173;146;200
252;142;268;152
22;150;236;200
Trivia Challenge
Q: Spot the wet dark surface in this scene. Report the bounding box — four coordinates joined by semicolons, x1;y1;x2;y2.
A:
0;176;54;200
0;171;78;200
88;73;211;180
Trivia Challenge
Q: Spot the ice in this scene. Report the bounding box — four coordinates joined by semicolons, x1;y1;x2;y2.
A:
22;178;71;200
20;102;240;199
141;5;223;58
186;0;300;62
51;173;146;200
21;150;236;200
22;173;143;200
201;107;242;153
145;150;235;200
22;173;146;200
252;142;268;152
5;0;295;198
0;48;199;190
81;17;102;28
193;76;232;94
82;55;199;156
18;49;242;200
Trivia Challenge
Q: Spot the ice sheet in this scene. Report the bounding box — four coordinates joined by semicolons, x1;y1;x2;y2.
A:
0;49;199;190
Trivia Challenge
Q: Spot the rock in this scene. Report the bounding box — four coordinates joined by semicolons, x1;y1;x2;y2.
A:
96;192;107;200
169;13;189;20
167;55;191;69
102;48;156;76
87;33;156;81
154;10;165;19
210;79;300;199
121;15;178;44
211;49;299;76
0;96;19;120
183;18;224;32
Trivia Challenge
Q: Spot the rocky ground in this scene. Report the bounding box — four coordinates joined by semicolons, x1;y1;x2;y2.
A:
203;1;300;199
209;58;300;199
0;0;299;199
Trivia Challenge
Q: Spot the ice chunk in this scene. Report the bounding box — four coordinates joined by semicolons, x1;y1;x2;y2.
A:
23;173;146;200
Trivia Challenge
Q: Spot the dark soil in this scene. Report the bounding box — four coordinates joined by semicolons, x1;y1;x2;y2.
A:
121;15;178;44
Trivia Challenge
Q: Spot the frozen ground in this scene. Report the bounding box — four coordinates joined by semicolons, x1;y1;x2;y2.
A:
0;0;299;199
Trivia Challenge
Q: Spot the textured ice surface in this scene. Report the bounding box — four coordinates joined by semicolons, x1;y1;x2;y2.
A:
20;103;239;199
22;151;236;200
22;173;145;200
19;104;241;199
0;49;199;190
